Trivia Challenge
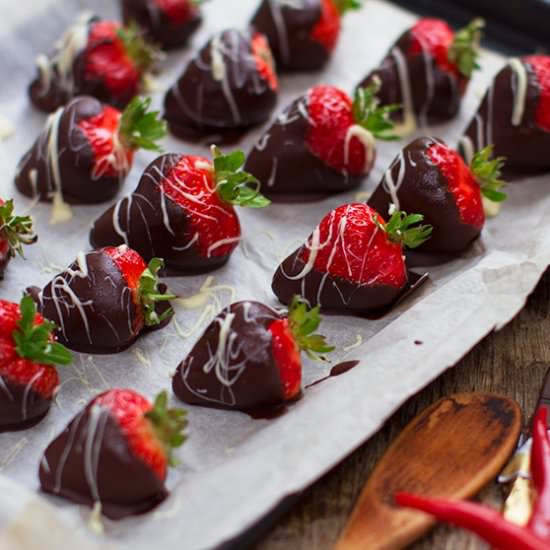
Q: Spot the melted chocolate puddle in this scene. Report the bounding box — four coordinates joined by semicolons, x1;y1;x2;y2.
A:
305;360;360;389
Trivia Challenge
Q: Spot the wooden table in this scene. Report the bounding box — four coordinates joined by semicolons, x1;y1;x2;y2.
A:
256;269;550;549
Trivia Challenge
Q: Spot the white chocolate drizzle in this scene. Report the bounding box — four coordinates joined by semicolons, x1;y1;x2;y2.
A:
509;58;528;126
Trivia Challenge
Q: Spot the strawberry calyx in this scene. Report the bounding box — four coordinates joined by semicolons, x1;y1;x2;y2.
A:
118;96;167;152
144;391;188;466
376;210;433;249
0;199;37;259
211;146;271;208
116;21;159;72
354;77;400;141
448;18;484;78
287;295;334;361
138;258;176;327
470;145;507;202
13;295;72;366
332;0;362;15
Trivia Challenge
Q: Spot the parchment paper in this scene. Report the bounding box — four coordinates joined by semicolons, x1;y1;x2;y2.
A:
0;1;548;549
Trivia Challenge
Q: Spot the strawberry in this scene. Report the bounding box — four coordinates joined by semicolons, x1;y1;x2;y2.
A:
250;0;362;72
369;137;506;253
90;147;270;275
30;246;174;354
16;96;166;210
245;80;396;201
0;199;37;278
251;32;278;92
272;203;432;313
172;297;332;411
29;14;158;113
357;18;483;132
459;55;550;179
39;389;187;519
121;0;202;50
0;295;72;431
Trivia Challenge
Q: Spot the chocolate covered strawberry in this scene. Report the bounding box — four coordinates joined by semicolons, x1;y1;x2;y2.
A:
40;389;187;519
28;246;174;354
369;137;506;253
460;55;550;179
90;147;270;274
245;80;397;201
0;295;72;431
15;96;166;214
172;297;332;411
358;18;483;133
272;203;432;313
251;0;362;72
29;13;158;112
0;199;37;278
164;28;278;143
121;0;202;50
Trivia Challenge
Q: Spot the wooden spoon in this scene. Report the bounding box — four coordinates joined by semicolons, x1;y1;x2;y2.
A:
336;393;521;550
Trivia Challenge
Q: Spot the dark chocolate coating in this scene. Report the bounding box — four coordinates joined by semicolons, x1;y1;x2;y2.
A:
459;60;550;179
0;376;51;432
358;30;466;127
244;97;363;201
163;28;277;141
29;14;138;113
15;96;123;205
39;399;167;519
121;0;201;50
89;155;229;274
250;0;330;72
272;249;403;314
29;249;172;354
368;137;481;253
172;301;285;410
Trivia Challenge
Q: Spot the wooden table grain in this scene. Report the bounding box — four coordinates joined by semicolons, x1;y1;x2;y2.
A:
255;269;550;550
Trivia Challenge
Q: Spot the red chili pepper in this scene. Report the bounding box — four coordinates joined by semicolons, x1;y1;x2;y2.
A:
395;405;550;550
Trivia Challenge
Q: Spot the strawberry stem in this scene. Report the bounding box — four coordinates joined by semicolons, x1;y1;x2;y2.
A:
376;210;433;249
470;145;507;202
116;21;158;72
211;146;271;208
354;77;400;141
448;18;484;78
287;295;334;361
119;96;167;152
138;258;176;327
144;391;188;467
13;295;72;366
332;0;363;15
0;199;37;259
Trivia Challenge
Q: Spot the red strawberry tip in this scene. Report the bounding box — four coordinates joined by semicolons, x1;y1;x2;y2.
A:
287;295;334;361
0;199;37;259
118;96;167;152
448;18;484;78
469;145;507;202
138;258;176;327
211;145;271;209
13;295;72;366
375;210;433;250
144;390;188;466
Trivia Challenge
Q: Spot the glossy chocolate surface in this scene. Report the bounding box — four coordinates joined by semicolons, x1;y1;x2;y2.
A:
244;97;363;201
39;400;167;519
164;28;277;142
172;301;286;410
368;136;481;253
15;96;122;205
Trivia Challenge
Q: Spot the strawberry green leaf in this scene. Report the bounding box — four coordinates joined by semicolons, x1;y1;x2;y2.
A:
287;295;334;361
354;77;400;141
138;258;176;327
470;145;507;202
448;18;484;78
376;210;433;249
117;21;158;72
12;295;72;366
211;146;271;208
119;96;167;152
145;391;188;467
332;0;363;15
0;199;37;259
